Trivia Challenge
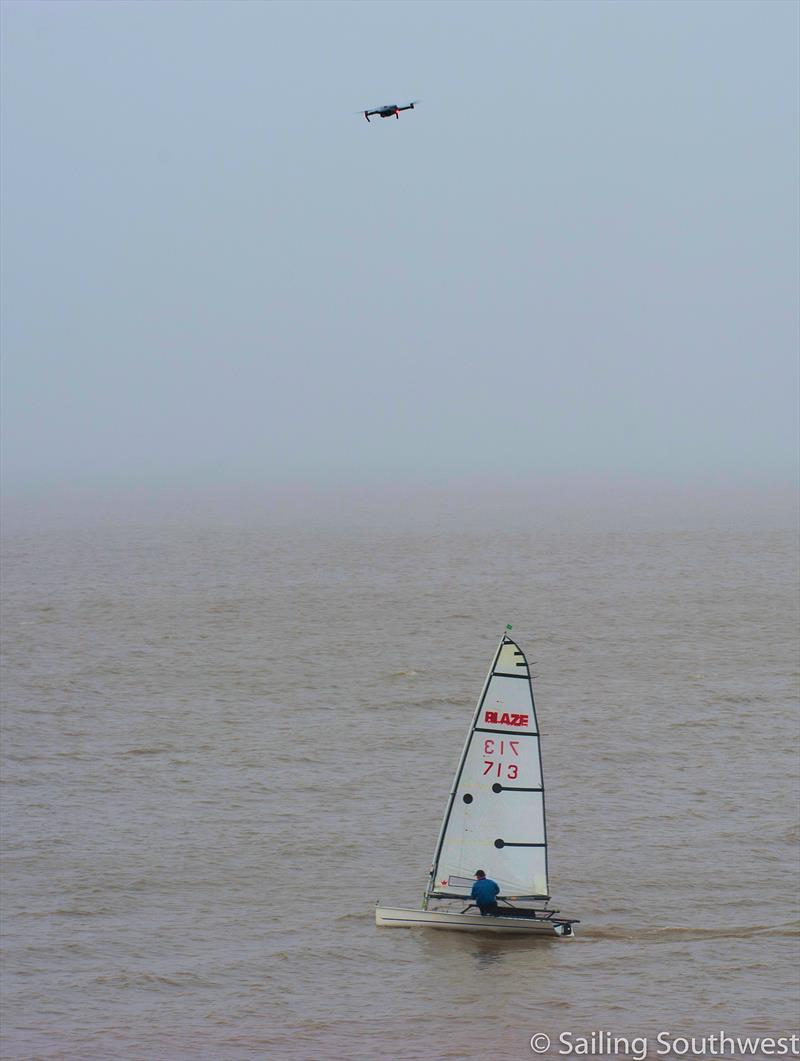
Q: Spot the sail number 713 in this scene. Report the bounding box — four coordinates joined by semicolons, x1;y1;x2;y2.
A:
483;738;520;779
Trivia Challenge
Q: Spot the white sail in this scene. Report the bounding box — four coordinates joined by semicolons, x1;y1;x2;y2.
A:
427;635;549;900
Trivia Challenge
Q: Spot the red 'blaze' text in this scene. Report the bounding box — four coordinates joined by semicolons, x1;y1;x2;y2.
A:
484;711;528;727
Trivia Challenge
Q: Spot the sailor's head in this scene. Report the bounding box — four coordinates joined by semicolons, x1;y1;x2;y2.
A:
474;869;486;879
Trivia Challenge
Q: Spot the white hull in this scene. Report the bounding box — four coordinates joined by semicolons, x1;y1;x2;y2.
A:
375;905;573;936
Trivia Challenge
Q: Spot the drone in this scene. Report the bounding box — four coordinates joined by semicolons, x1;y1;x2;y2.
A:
363;101;418;122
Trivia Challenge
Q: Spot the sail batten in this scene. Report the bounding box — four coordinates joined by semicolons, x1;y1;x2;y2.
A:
427;635;549;900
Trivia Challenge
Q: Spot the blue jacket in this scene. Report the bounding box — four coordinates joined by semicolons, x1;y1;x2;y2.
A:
471;877;500;905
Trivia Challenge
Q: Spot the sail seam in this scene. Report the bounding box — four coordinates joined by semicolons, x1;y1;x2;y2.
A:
474;727;539;736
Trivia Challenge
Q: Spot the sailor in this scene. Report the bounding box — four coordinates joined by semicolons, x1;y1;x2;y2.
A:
471;870;500;915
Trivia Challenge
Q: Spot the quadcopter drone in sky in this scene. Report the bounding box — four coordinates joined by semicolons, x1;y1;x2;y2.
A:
363;101;419;122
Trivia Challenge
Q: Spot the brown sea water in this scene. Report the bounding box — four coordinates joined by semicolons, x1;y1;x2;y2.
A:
2;513;799;1060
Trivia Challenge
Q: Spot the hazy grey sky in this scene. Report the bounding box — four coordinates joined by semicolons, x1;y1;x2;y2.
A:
2;0;798;498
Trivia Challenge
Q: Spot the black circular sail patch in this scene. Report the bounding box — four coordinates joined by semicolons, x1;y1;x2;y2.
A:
494;838;505;848
492;783;503;793
462;793;473;804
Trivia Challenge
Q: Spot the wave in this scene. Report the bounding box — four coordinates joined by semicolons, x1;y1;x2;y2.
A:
93;971;218;988
118;746;176;756
706;693;775;705
17;907;111;918
579;921;800;943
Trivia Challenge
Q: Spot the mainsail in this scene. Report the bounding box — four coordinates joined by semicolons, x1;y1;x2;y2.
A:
427;635;549;900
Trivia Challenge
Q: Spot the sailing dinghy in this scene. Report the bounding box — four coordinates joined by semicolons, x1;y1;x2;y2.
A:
376;633;578;937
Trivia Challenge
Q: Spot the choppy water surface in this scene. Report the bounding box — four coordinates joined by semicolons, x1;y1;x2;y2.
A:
2;520;798;1059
